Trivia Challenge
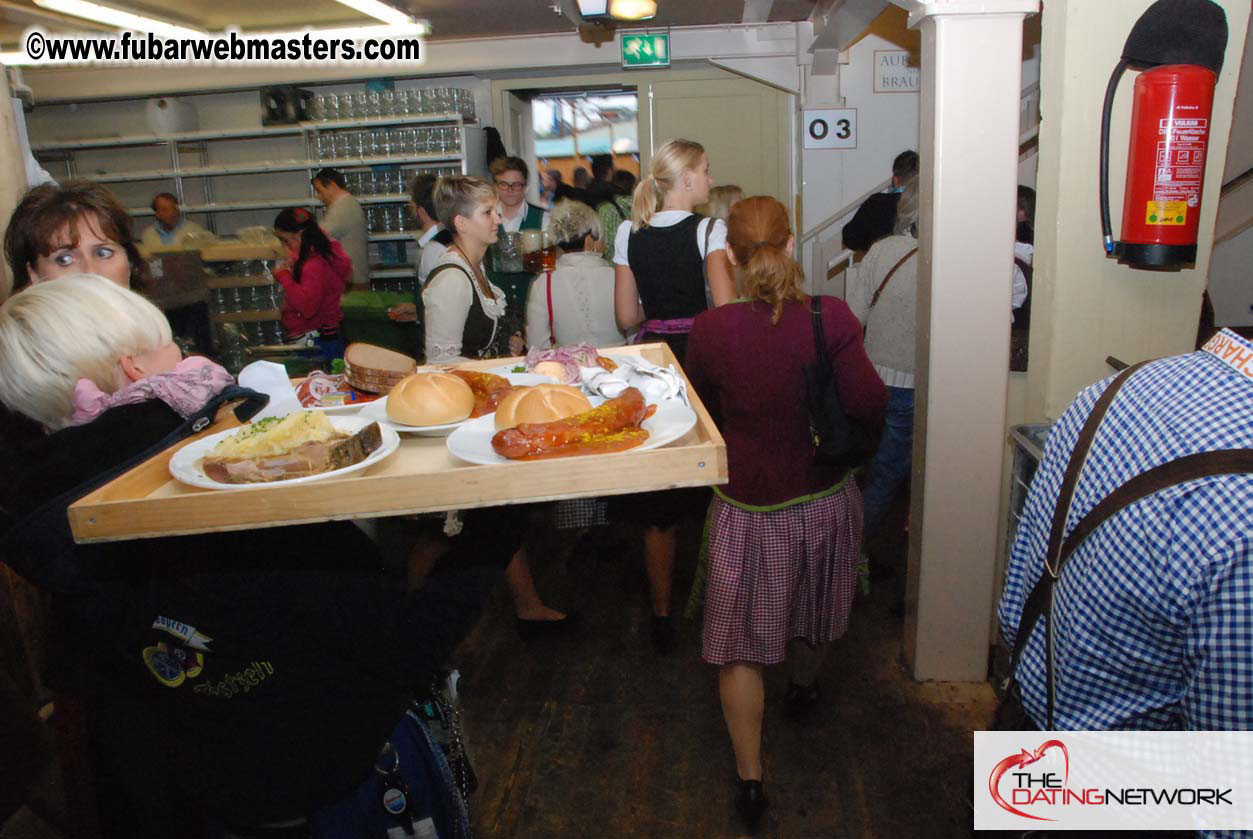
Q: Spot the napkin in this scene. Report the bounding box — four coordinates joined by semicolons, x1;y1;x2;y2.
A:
580;356;688;406
238;360;305;420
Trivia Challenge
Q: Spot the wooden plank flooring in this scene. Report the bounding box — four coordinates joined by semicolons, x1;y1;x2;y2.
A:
452;511;994;839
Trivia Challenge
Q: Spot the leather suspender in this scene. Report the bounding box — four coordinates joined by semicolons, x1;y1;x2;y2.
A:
1009;362;1253;728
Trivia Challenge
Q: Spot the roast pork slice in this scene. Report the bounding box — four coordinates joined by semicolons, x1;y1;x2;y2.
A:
202;421;383;484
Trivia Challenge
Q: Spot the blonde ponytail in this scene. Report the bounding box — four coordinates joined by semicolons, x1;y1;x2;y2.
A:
631;175;661;230
632;138;706;230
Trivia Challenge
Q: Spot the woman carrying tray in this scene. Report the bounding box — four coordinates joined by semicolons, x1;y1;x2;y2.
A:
684;197;885;832
423;177;575;639
610;138;736;654
423;175;525;364
0;275;528;838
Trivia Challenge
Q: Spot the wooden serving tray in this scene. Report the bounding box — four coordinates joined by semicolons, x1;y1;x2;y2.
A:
68;344;727;544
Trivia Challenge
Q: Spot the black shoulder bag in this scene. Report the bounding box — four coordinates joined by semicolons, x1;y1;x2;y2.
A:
803;296;882;468
996;361;1253;729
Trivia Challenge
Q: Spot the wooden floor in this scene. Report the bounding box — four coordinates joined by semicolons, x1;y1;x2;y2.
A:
453;505;995;839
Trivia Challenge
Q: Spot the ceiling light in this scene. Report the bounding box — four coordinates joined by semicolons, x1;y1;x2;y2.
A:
577;0;609;15
329;0;412;27
254;22;430;40
32;0;202;37
609;0;656;20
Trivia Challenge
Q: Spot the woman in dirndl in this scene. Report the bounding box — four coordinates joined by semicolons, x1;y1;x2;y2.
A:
684;197;886;833
611;138;736;654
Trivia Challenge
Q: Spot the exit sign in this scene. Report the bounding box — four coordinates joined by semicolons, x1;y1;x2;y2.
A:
621;32;670;68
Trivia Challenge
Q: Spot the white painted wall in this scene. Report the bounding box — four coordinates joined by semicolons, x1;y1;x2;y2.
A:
1027;0;1250;422
1209;225;1253;327
802;31;920;237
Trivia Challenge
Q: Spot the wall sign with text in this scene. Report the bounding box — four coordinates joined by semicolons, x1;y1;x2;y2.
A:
874;50;920;93
803;109;856;150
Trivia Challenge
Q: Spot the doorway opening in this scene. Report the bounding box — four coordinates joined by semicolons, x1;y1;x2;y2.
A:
530;89;640;204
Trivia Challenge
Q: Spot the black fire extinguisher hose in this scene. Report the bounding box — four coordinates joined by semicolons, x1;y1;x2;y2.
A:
1099;59;1131;255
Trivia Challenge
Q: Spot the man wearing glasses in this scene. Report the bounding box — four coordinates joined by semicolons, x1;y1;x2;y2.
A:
487;156;548;313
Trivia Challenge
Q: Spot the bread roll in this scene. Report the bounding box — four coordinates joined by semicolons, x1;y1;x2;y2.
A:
531;361;571;383
494;384;592;430
387;373;475;426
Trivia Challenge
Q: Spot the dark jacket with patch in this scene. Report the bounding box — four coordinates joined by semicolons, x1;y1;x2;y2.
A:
1;399;519;827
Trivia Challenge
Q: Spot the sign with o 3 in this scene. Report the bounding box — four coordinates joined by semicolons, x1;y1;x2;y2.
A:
803;109;856;150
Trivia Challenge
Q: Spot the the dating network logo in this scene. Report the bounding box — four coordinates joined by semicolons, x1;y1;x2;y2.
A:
987;737;1233;821
988;739;1071;821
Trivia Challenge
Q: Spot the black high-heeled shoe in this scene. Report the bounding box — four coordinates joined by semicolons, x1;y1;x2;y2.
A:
784;680;821;722
650;615;676;655
735;777;768;833
515;611;582;641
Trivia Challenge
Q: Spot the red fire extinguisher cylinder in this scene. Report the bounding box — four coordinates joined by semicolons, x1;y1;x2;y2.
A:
1118;64;1216;269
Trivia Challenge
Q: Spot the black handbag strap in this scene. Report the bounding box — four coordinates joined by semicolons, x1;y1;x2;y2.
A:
1009;362;1253;728
809;294;829;376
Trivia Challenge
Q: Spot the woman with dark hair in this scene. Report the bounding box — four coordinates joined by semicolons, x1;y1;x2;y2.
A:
3;180;146;299
685;196;884;833
273;206;352;358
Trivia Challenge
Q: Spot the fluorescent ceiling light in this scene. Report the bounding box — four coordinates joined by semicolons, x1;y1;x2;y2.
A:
609;0;656;21
577;0;609;15
253;21;429;40
32;0;202;37
329;0;412;27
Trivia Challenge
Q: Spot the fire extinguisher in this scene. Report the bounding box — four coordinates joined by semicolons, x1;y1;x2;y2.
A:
1099;0;1228;270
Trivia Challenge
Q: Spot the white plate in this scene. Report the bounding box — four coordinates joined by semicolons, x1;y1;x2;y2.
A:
307;400;373;415
359;372;555;435
169;415;400;490
446;397;698;465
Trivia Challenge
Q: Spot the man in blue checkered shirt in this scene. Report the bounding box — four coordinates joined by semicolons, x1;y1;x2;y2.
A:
999;328;1253;730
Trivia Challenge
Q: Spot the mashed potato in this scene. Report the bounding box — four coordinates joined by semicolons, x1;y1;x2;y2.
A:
210;411;339;459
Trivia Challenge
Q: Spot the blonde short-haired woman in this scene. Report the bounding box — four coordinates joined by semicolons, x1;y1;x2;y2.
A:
525;199;624;349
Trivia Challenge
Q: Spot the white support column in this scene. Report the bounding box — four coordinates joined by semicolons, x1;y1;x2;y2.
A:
903;0;1038;681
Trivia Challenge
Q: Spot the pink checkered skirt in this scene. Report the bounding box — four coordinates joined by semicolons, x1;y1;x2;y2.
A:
700;482;863;666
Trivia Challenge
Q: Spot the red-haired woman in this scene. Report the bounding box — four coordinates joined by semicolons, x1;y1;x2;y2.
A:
273;206;352;359
684;196;886;833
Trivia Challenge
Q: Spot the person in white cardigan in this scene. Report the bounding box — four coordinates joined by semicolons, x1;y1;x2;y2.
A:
525;200;626;350
844;176;919;545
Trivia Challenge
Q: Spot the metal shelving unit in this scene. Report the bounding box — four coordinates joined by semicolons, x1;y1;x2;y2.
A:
35;105;468;295
35;113;468;225
30;112;468;152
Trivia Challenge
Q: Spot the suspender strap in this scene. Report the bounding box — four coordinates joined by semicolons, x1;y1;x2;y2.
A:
1041;361;1151;580
1009;363;1148;707
545;270;556;347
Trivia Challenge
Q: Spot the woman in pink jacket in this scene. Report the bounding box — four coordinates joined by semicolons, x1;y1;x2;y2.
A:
273;207;352;359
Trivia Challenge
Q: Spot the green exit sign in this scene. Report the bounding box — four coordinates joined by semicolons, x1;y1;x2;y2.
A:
621;32;670;68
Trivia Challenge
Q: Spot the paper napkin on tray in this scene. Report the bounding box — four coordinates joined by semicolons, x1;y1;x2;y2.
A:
237;360;305;420
579;356;688;406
